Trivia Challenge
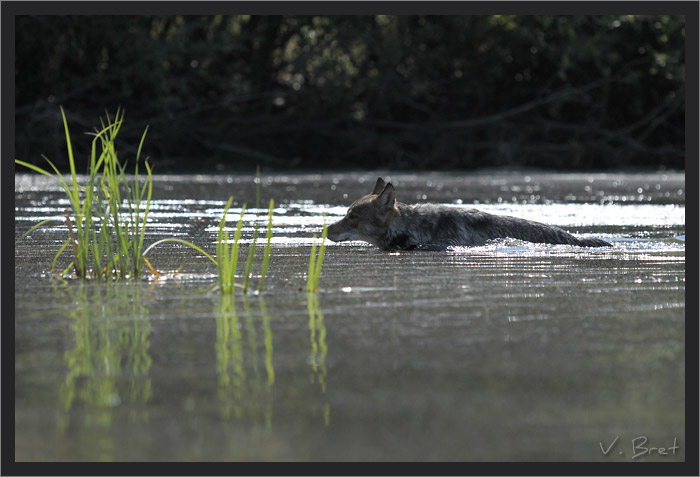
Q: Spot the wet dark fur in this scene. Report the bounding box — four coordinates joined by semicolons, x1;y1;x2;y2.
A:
383;203;610;250
328;178;611;251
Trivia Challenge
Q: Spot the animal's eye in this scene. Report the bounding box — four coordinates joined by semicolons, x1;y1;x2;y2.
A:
347;212;356;220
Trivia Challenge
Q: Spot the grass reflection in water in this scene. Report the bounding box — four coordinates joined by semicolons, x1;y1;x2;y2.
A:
214;292;330;429
307;291;330;427
56;281;152;460
215;294;274;426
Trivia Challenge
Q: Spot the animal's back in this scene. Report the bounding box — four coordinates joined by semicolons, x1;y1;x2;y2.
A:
402;203;610;248
401;204;494;246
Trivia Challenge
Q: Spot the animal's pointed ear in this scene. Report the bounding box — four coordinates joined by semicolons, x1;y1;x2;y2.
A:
376;182;395;208
372;177;386;195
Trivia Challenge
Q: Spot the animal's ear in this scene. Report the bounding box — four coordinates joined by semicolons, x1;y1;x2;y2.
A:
372;177;386;195
376;182;395;208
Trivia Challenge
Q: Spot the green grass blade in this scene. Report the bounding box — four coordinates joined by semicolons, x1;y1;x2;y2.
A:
51;238;72;274
38;155;75;203
228;206;246;292
15;216;63;243
243;170;262;293
219;197;234;235
312;218;327;291
137;162;153;256
257;199;274;292
217;197;234;284
116;158;140;276
307;237;317;292
136;125;150;162
14;159;55;179
60;261;75;278
142;238;217;265
59;107;80;209
15;158;76;213
221;230;230;288
243;226;258;293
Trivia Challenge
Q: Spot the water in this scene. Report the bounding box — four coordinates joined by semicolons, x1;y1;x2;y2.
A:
14;171;685;461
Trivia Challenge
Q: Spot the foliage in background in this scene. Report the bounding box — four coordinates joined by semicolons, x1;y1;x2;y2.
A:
15;15;685;171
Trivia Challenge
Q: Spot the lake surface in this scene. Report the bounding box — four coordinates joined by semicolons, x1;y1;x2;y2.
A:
14;171;685;462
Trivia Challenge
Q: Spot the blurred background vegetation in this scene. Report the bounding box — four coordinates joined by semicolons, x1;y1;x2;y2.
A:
15;15;685;172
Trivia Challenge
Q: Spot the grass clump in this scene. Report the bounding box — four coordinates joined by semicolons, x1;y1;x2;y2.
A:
16;119;293;293
218;194;275;295
15;107;152;280
143;174;275;295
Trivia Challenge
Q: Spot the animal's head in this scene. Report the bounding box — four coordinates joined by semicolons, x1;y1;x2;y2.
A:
327;178;397;246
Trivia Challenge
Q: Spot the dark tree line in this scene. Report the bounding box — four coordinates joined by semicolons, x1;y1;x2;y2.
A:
15;15;685;172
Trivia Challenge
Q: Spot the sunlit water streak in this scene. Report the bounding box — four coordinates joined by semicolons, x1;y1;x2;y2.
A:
16;196;685;257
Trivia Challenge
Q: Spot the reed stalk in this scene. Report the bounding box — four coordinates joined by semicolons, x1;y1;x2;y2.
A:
243;166;262;293
307;217;327;292
257;199;275;292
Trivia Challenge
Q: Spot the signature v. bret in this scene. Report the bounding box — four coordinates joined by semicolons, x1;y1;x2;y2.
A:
599;436;620;455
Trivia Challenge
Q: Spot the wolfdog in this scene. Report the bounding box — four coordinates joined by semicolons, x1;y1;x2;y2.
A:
327;178;611;250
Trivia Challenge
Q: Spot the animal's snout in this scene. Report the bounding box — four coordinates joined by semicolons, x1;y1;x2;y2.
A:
326;219;347;242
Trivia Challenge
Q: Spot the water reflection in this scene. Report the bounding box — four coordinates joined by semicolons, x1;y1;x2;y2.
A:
56;281;152;461
213;292;331;429
307;292;330;426
214;295;274;426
